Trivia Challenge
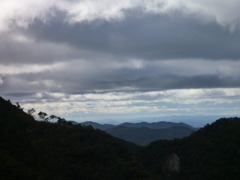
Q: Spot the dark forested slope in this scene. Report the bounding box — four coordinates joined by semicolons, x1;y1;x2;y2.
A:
1;96;240;180
0;97;153;180
139;117;240;180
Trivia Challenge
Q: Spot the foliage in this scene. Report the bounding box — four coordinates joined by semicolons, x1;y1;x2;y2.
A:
139;117;240;180
27;108;35;115
1;96;240;180
0;97;155;180
38;111;48;121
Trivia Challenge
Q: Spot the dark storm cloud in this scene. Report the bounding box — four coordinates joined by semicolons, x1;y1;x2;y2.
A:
0;31;87;64
26;11;240;61
1;60;240;99
88;73;240;92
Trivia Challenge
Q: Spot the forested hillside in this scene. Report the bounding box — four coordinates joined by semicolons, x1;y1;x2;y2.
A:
0;97;153;180
139;117;240;179
1;96;240;180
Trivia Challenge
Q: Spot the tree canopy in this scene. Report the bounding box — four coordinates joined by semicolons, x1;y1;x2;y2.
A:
1;96;240;180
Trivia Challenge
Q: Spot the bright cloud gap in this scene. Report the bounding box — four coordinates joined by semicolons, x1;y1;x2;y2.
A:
16;88;240;121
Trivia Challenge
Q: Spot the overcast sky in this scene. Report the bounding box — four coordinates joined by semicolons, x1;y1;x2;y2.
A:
1;0;240;126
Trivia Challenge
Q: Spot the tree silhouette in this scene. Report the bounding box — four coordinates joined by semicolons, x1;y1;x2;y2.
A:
27;108;35;116
38;111;48;121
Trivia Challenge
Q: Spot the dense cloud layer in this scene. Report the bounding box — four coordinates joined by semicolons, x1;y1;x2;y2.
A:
1;0;240;32
0;0;240;121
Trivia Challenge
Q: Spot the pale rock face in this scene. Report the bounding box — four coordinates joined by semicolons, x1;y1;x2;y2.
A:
163;153;180;173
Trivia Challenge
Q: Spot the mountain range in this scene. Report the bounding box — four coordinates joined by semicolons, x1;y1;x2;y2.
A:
1;96;240;180
81;121;196;145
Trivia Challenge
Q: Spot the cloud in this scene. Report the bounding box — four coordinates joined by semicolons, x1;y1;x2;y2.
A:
11;88;240;122
0;31;89;64
177;0;240;31
1;59;240;96
1;0;240;33
1;0;240;65
0;63;65;75
0;76;3;85
24;12;240;62
1;0;240;122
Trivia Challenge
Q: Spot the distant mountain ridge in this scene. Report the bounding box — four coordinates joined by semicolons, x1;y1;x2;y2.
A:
80;121;195;145
80;121;115;130
80;121;195;130
119;121;194;129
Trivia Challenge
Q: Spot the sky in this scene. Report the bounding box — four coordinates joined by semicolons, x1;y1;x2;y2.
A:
0;0;240;126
